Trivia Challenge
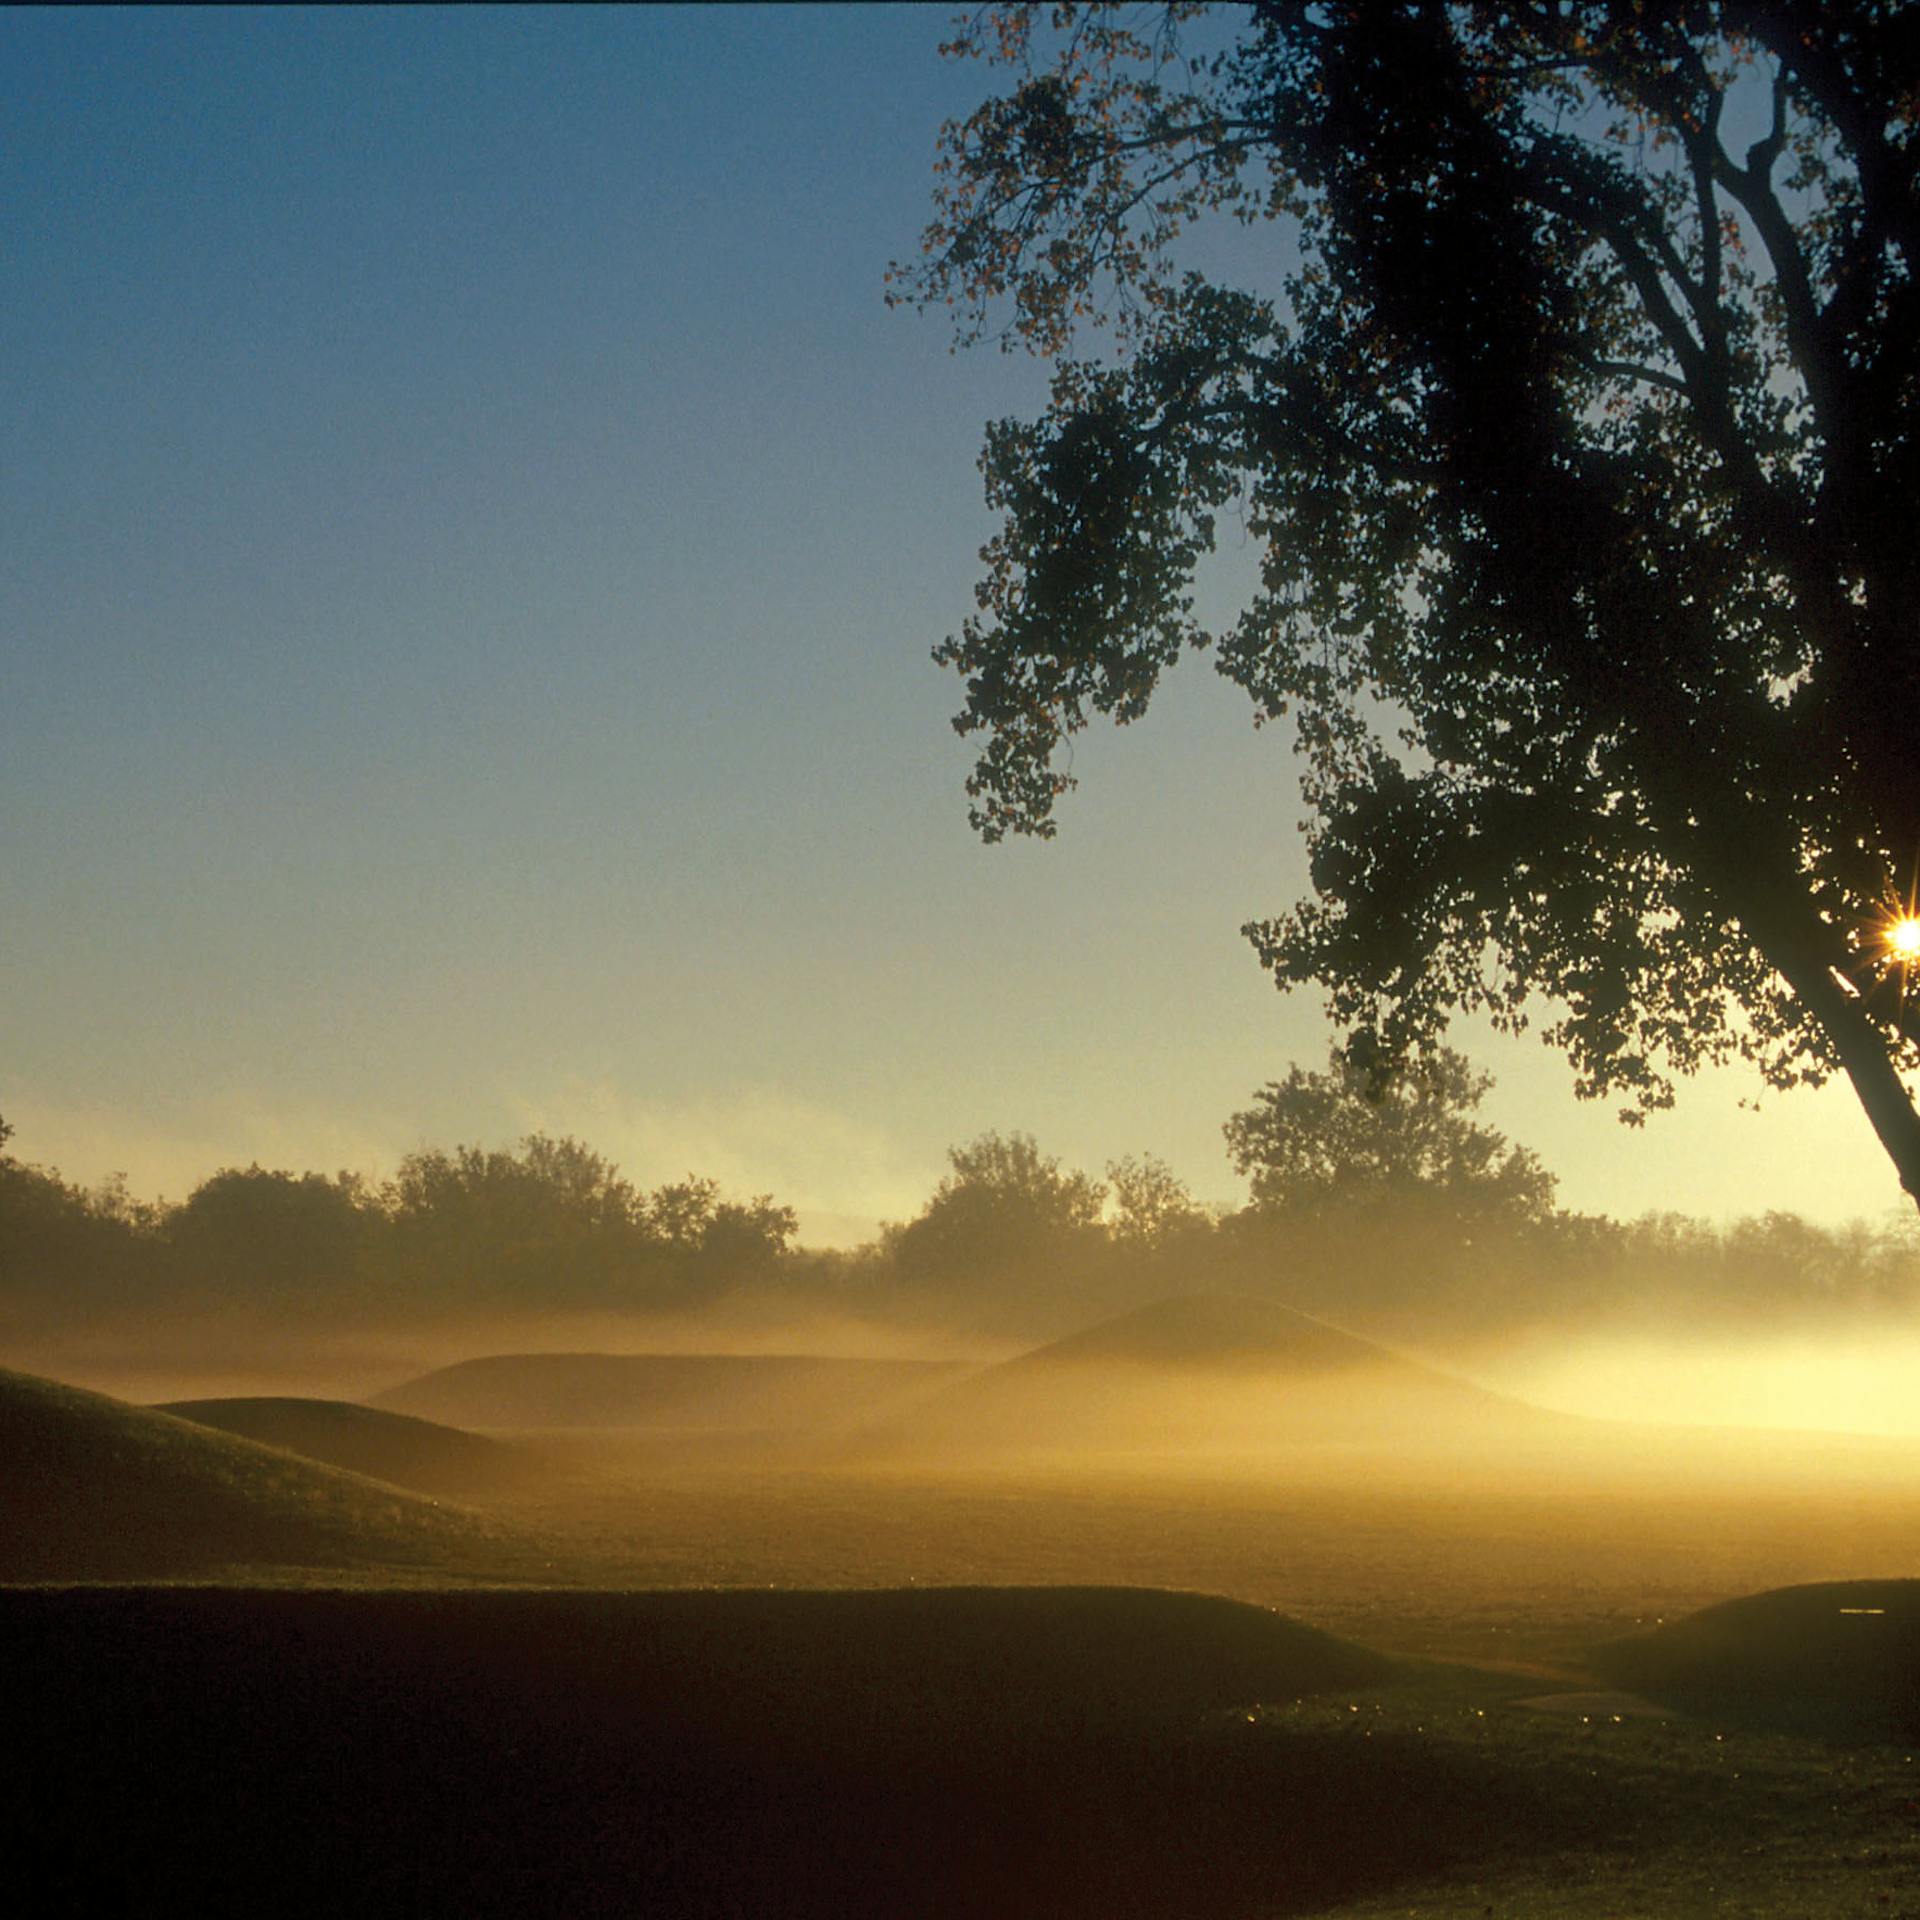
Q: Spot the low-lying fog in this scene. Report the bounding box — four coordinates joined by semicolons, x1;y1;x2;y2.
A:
15;1286;1920;1670
26;1301;1920;1451
1463;1330;1920;1438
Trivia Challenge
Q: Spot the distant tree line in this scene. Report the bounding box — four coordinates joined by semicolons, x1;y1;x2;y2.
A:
0;1121;797;1337
4;1060;1919;1346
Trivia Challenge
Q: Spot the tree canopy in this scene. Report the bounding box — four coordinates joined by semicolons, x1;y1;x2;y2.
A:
166;1166;375;1309
897;2;1920;1201
10;1105;1920;1346
890;1129;1108;1287
384;1135;797;1304
1225;1041;1556;1230
1104;1149;1212;1249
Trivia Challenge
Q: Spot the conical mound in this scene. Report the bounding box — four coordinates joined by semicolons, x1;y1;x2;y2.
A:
876;1292;1540;1457
992;1291;1433;1376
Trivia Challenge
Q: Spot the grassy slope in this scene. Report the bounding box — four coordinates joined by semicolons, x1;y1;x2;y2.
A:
995;1292;1435;1374
874;1291;1553;1455
12;1340;1920;1915
1324;1579;1920;1916
1593;1577;1920;1741
156;1394;543;1499
1258;1656;1920;1920
0;1365;506;1579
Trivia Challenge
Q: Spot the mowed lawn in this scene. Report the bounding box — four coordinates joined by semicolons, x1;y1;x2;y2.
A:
6;1582;1920;1920
11;1360;1920;1916
481;1435;1920;1671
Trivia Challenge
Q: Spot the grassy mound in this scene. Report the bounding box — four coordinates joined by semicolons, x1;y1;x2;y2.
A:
156;1395;540;1499
879;1293;1542;1455
1592;1579;1920;1740
1011;1292;1418;1374
371;1351;965;1431
0;1366;500;1579
3;1583;1499;1920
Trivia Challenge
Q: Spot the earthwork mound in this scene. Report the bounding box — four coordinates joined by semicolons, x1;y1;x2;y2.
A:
1594;1579;1920;1740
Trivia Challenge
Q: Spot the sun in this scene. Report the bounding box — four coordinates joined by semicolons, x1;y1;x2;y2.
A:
1887;916;1920;963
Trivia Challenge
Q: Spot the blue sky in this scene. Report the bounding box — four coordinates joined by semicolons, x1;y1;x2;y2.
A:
3;4;1905;1241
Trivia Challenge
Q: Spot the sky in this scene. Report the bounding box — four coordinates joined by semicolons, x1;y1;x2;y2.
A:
3;4;1908;1246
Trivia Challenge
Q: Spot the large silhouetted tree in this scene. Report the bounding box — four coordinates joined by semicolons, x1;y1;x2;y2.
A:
897;3;1920;1202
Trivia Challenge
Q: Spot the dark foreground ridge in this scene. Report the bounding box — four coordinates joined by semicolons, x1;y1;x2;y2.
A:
1;1583;1442;1920
1594;1578;1920;1741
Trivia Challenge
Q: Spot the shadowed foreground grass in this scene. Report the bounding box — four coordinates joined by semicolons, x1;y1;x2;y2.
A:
1595;1577;1920;1742
11;1355;1920;1915
2;1584;1577;1920
1263;1666;1920;1920
7;1582;1920;1917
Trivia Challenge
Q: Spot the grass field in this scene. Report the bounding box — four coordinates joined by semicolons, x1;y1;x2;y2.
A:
9;1350;1920;1914
5;1582;1919;1918
482;1435;1920;1670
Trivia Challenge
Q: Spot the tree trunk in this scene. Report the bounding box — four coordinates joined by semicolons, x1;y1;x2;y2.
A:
1740;909;1920;1209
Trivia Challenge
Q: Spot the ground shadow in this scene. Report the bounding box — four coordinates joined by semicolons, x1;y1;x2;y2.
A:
2;1585;1608;1919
